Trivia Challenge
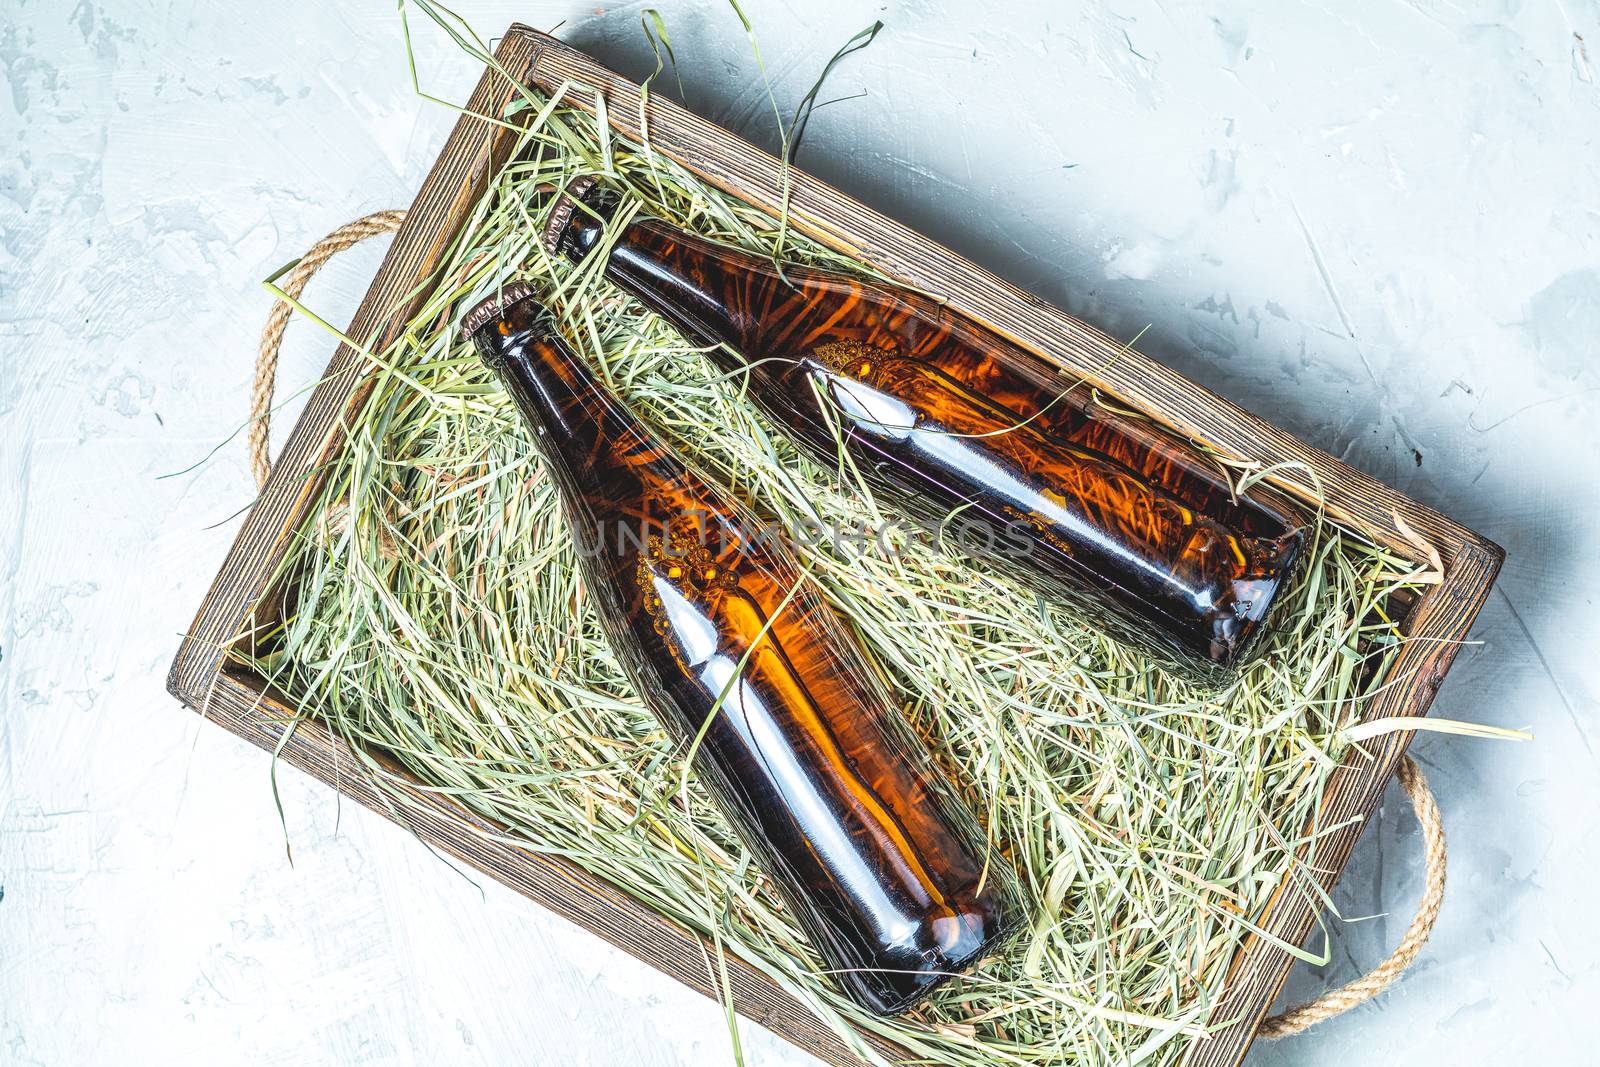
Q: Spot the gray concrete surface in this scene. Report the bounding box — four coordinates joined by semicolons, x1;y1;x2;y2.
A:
3;1;1597;1063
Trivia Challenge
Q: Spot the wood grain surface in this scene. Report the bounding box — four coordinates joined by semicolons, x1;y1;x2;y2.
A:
169;24;1505;1067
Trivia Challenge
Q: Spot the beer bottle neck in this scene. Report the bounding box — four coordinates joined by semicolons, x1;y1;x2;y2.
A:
547;183;761;356
470;292;656;494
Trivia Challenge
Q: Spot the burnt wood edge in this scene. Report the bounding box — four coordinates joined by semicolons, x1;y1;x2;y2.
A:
192;665;897;1067
1179;539;1503;1067
520;30;1503;574
168;32;541;710
164;22;1510;1067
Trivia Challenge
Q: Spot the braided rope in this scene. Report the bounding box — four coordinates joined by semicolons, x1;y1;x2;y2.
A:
1260;755;1447;1037
249;209;408;490
248;216;1448;1041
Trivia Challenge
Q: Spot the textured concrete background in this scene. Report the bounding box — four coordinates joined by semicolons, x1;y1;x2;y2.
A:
3;1;1597;1063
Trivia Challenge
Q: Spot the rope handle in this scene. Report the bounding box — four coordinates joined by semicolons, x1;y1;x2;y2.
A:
249;216;1448;1040
1260;754;1446;1037
249;209;408;490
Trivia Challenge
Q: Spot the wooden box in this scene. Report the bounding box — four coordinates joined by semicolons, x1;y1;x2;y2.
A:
168;25;1503;1067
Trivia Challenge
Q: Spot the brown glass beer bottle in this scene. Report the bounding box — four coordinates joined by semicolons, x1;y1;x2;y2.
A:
543;179;1306;681
461;286;1020;1015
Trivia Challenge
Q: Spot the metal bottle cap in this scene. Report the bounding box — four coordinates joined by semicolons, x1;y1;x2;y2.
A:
541;174;601;259
458;281;543;342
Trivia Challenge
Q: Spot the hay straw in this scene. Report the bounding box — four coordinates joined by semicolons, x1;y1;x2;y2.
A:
246;25;1439;1065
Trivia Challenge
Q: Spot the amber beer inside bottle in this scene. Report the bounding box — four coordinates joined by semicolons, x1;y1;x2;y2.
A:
544;178;1306;681
461;287;1019;1015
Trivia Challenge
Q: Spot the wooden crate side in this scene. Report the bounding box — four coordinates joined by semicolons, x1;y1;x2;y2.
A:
203;667;896;1067
168;31;542;710
1180;540;1502;1066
